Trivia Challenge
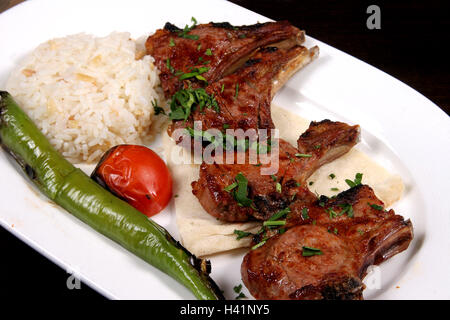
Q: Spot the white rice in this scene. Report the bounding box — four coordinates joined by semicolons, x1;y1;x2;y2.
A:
6;32;165;163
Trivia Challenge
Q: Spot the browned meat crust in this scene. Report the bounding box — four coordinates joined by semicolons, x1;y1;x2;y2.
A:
241;185;413;300
146;21;305;97
192;120;360;222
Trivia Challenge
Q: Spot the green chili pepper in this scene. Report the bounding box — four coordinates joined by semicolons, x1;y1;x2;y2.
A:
0;91;224;300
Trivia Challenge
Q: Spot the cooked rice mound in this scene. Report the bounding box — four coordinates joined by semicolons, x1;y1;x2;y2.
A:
6;32;163;163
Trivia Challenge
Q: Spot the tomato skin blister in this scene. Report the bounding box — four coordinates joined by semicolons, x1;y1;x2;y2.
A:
92;145;173;217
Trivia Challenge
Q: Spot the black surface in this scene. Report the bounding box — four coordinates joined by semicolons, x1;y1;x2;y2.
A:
229;0;449;115
1;0;449;301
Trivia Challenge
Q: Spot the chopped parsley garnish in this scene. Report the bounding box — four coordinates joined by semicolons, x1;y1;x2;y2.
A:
235;292;246;299
329;173;336;179
358;229;365;235
235;83;239;99
238;34;246;39
271;175;277;181
233;229;252;240
178;17;199;40
234;173;252;207
197;43;202;51
301;207;309;220
333;228;338;235
251;239;267;250
263;220;286;227
295;153;312;158
166;58;175;73
205;48;212;56
302;246;323;257
295;182;301;187
178;66;209;82
276;182;282;193
314;144;321;149
339;203;354;218
233;284;246;299
368;203;383;211
220;83;225;93
268;207;291;221
224;182;238;192
152;99;166;115
223;123;230;129
345;173;363;188
327;208;338;219
169;38;175;47
331;187;339;191
169;87;218;120
278;228;286;234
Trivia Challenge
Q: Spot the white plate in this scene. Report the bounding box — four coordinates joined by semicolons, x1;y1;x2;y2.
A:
1;0;449;300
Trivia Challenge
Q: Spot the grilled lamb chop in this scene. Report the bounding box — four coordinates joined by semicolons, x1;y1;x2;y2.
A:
241;184;414;300
169;44;318;143
146;20;306;97
192;120;360;222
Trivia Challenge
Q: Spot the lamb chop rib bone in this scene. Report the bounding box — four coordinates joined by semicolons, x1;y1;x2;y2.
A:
146;20;307;98
167;43;319;142
242;184;414;300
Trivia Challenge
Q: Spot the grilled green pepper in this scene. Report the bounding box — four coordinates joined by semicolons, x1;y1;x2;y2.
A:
0;91;224;300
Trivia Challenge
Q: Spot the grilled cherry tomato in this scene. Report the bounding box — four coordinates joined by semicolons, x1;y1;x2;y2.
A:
91;145;172;217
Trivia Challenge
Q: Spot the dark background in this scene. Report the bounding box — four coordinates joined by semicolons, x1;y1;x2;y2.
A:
0;0;449;300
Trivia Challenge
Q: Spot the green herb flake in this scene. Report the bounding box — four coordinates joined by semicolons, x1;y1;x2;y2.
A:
331;187;339;191
268;207;291;221
329;173;336;179
178;17;199;40
234;172;252;207
169;38;175;47
302;246;323;257
235;83;239;99
220;83;225;93
233;229;252;240
327;208;338;219
251;240;266;250
197;43;202;51
339;203;354;218
166;58;175;73
263;220;286;227
276;182;282;193
152;99;166;116
295;153;312;158
169;87;218;120
233;284;242;293
224;182;238;192
301;207;309;220
309;181;314;186
368;203;383;211
358;229;365;235
205;48;212;56
346;173;363;188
